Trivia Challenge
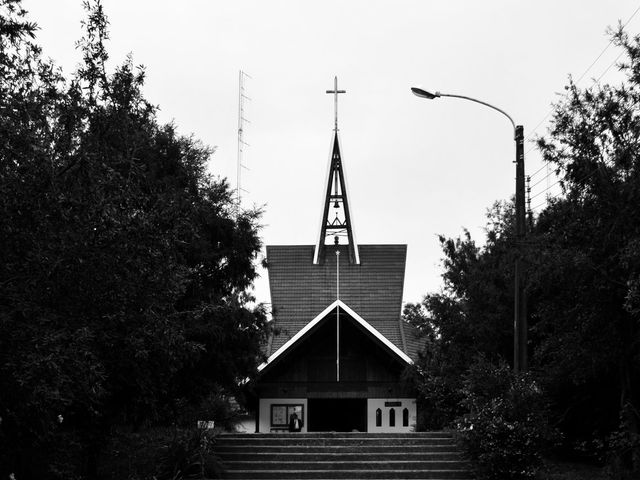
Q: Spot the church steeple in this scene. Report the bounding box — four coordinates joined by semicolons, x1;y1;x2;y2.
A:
313;77;360;265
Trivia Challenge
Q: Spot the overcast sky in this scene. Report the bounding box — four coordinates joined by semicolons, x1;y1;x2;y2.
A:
23;0;640;306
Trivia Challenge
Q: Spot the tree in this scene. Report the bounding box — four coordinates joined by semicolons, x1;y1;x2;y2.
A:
411;201;518;364
532;25;640;473
408;25;640;475
0;1;267;478
405;201;518;429
405;203;556;478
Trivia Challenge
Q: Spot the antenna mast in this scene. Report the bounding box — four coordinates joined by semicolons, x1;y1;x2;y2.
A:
237;70;251;210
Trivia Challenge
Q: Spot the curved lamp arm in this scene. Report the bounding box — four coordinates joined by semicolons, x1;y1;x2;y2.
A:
411;87;516;138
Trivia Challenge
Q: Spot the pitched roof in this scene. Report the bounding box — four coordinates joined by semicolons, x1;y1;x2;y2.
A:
266;243;415;359
259;299;413;373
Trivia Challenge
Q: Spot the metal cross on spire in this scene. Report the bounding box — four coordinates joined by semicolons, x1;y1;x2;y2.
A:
326;76;346;132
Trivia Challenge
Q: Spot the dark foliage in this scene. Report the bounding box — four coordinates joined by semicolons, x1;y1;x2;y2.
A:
0;1;267;478
98;426;223;480
531;26;640;475
407;25;640;479
456;358;555;480
405;201;518;430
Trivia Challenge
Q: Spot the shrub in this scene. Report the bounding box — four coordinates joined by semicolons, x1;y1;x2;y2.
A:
176;392;242;432
156;427;223;480
456;358;556;479
413;370;465;430
98;426;223;480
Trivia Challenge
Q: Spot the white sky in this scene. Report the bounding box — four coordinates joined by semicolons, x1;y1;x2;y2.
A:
22;0;640;306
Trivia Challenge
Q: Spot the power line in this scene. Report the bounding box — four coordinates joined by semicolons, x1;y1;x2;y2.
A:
528;160;549;179
525;113;553;144
530;170;555;189
532;200;550;211
595;49;626;83
523;4;640;202
530;179;562;201
524;3;640;143
530;163;602;211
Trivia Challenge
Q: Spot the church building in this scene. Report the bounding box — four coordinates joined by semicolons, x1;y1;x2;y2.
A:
253;78;421;433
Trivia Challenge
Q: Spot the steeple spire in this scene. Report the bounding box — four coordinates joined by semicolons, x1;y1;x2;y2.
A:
313;77;360;265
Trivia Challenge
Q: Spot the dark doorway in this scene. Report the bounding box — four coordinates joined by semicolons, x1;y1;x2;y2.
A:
307;398;367;432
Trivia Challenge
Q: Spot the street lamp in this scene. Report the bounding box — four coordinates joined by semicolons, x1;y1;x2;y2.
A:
411;86;527;373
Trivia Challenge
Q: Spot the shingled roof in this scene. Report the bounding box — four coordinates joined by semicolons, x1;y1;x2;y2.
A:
265;243;416;361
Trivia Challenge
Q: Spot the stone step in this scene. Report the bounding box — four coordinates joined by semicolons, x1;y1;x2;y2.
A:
219;432;454;439
215;432;473;480
224;469;472;479
215;444;459;454
218;451;464;461
216;437;456;447
224;460;469;470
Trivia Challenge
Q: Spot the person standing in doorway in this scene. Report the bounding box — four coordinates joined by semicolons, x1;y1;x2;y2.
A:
289;411;303;432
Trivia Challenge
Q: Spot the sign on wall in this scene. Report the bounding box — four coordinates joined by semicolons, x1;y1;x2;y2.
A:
271;404;304;427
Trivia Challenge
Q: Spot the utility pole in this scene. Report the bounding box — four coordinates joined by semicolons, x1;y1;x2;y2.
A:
514;125;527;372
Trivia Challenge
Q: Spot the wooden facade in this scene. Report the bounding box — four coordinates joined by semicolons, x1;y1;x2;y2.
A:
258;308;413;399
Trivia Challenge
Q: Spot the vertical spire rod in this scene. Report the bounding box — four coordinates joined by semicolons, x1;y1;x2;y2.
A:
336;249;340;382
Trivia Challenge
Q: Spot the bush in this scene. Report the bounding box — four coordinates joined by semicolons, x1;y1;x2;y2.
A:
456;358;556;479
413;370;464;430
98;426;223;480
156;427;223;480
176;392;242;432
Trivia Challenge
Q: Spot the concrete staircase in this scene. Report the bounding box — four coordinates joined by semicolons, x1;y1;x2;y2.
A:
215;432;472;479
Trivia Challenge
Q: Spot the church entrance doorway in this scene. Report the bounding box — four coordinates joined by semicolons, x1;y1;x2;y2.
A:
307;398;367;432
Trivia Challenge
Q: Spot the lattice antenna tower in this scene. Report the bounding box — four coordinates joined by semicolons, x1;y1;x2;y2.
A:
237;70;251;210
